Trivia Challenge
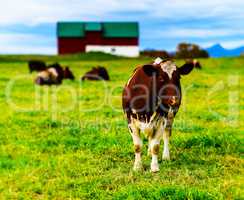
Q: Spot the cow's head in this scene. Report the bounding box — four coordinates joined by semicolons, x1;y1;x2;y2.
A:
143;59;194;112
64;67;75;80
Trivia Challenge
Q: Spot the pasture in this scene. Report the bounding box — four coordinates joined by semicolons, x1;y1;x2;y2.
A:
0;55;243;199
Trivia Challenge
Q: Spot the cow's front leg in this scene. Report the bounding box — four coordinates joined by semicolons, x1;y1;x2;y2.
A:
129;124;143;171
150;137;160;172
162;128;170;160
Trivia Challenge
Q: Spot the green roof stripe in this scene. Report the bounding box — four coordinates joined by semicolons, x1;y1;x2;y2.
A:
57;22;84;37
103;22;139;38
85;22;102;31
57;22;139;38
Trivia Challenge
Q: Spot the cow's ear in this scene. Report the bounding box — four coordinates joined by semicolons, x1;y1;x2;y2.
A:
142;65;159;76
178;62;194;75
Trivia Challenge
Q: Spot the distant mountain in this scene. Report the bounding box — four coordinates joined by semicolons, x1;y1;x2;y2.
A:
205;44;244;57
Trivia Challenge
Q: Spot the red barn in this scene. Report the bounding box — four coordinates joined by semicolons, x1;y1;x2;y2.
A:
57;22;139;57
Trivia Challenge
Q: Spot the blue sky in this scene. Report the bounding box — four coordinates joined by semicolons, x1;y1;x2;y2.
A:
0;0;244;54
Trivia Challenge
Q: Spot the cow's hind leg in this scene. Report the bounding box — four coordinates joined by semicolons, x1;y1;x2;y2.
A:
147;137;152;156
150;128;163;172
163;111;174;160
128;123;143;171
162;128;171;160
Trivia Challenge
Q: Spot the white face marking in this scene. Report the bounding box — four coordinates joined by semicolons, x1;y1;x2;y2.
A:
160;61;177;79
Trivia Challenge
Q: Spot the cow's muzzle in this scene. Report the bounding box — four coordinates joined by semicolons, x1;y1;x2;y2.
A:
168;96;179;106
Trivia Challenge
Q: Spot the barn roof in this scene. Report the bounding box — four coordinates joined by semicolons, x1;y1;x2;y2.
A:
103;22;138;38
57;22;139;38
57;22;85;37
85;22;102;31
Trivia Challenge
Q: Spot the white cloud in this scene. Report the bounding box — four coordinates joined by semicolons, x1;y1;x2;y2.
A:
0;0;153;25
1;0;244;25
0;33;56;54
152;0;244;20
143;28;244;39
0;45;55;54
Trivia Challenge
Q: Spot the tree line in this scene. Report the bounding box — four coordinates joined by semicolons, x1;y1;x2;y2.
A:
141;43;209;59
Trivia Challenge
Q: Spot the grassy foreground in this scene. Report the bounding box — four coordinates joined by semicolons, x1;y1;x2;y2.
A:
0;55;243;199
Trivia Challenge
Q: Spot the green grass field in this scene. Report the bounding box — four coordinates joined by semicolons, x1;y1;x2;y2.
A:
0;55;243;199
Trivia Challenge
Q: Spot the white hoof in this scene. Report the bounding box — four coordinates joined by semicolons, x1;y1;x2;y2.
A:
150;163;159;172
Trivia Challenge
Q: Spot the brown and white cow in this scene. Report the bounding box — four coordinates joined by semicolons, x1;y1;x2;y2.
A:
28;60;46;73
81;66;110;81
122;57;196;172
63;67;75;80
35;63;64;85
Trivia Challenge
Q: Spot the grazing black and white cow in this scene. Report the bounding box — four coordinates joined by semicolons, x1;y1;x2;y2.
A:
194;60;202;69
28;60;46;73
122;58;196;172
81;66;110;81
63;67;75;80
185;59;202;69
35;63;64;85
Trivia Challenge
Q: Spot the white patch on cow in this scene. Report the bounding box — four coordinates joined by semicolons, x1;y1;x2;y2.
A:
134;152;142;171
160;61;177;79
130;114;165;138
131;133;142;148
162;108;173;160
37;71;50;81
138;121;152;133
132;108;137;114
153;57;163;65
151;138;159;149
151;154;159;172
128;124;143;171
48;67;58;78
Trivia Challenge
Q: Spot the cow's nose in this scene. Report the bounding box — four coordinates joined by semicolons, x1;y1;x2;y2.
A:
169;96;177;106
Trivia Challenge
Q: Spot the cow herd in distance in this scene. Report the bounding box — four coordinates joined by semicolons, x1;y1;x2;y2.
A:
28;60;110;85
29;58;201;86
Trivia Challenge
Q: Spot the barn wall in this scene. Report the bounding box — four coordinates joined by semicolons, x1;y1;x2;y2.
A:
58;37;139;55
85;45;139;57
58;38;86;54
85;31;102;44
